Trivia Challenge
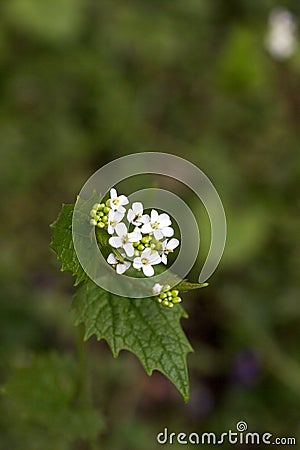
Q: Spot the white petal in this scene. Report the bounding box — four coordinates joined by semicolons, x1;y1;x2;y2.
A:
110;188;117;199
148;252;161;265
118;195;129;206
132;202;143;214
153;229;164;240
162;227;174;237
127;209;135;223
141;223;153;234
159;213;170;222
115;210;125;222
123;243;134;257
107;225;114;235
158;218;172;228
107;253;117;264
116;205;126;214
143;265;154;277
139;214;150;224
115;222;127;237
128;230;142;242
116;261;131;274
161;254;168;265
168;238;179;250
109;237;122;248
152;283;163;294
140;248;152;258
150;209;159;222
133;258;143;269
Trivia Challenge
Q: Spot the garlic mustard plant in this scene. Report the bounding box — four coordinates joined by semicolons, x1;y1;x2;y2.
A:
89;188;183;307
51;186;208;401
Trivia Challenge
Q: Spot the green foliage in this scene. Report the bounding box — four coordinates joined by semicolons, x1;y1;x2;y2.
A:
51;202;193;401
175;279;209;292
73;281;193;401
3;0;84;43
50;204;88;286
0;353;102;450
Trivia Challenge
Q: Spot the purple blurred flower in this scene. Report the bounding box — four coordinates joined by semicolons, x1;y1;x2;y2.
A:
231;349;261;387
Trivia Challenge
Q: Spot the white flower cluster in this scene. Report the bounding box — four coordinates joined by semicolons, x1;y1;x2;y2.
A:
90;188;180;278
265;8;297;61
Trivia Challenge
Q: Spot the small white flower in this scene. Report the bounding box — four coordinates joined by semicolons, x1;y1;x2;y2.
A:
161;238;180;265
133;248;161;277
152;283;163;295
107;253;131;275
109;223;142;257
141;209;174;240
107;210;124;235
265;8;297;60
127;202;146;226
109;188;129;213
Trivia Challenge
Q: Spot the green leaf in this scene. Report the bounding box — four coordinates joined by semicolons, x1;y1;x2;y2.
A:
50;204;88;285
72;280;193;401
1;353;102;450
175;279;209;292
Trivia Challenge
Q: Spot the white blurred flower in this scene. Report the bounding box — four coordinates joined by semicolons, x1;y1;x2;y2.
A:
141;209;174;240
107;210;124;235
133;248;161;277
107;253;131;274
109;188;129;213
127;202;147;226
109;223;142;257
265;8;297;60
152;283;163;295
161;238;180;265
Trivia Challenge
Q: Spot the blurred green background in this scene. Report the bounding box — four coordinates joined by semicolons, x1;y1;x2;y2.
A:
1;0;300;449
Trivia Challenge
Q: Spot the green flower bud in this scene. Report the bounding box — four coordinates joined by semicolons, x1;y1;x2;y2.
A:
162;299;169;307
171;290;179;297
97;222;105;228
93;203;101;210
159;293;167;299
106;199;111;206
138;244;145;251
90;219;97;226
90;209;97;217
102;216;108;222
103;206;110;214
133;241;140;247
155;241;163;250
157;298;162;303
172;296;182;304
141;236;150;244
168;303;174;308
100;203;105;209
134;250;140;257
150;243;156;249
